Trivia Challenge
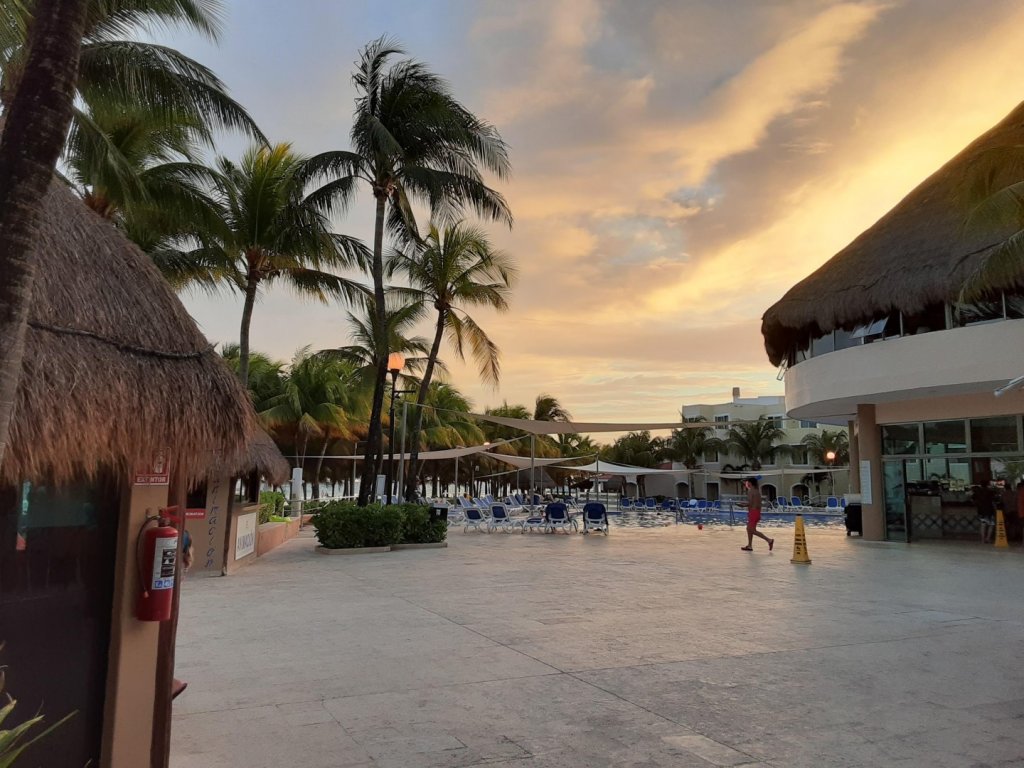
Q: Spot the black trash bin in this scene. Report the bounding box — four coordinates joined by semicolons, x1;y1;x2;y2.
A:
429;506;449;525
845;503;863;536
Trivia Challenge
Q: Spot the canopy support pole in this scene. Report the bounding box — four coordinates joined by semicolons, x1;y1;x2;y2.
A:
530;435;536;502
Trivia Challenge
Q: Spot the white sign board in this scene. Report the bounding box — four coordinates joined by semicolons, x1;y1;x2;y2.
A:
235;512;257;560
859;460;873;505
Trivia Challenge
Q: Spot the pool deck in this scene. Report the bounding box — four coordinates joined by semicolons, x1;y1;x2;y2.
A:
171;524;1024;768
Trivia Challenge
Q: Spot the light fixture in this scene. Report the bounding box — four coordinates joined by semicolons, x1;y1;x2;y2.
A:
825;450;836;462
994;374;1024;397
387;351;405;375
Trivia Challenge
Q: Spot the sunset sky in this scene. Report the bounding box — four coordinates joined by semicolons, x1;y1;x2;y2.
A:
172;0;1024;423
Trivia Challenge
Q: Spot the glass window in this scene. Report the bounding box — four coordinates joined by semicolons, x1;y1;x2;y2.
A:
903;303;947;335
923;420;966;454
834;328;859;351
882;424;920;455
799;419;817;429
970;417;1020;453
810;332;835;357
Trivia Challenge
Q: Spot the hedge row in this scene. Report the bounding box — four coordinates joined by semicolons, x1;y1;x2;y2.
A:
312;502;447;549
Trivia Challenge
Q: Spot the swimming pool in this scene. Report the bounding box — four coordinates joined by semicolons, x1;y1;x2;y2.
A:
608;508;846;529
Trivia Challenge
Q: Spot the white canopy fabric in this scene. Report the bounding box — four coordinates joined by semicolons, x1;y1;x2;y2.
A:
483;452;571;469
469;413;685;435
554;459;687;477
308;438;520;462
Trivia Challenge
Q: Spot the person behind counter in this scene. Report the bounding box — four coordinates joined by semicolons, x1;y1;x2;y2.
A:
974;483;996;544
1001;481;1020;542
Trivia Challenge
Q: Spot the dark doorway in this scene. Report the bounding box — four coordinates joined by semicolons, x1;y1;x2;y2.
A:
0;473;120;767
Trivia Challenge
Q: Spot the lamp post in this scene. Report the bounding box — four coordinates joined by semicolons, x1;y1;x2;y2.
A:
454;447;464;499
386;352;405;504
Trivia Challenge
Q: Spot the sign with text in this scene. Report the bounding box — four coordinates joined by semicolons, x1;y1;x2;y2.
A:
184;508;206;519
235;512;257;560
859;460;873;505
134;450;170;486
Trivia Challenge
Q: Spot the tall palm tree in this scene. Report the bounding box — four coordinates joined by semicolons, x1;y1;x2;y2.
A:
154;143;368;386
0;0;89;466
387;221;516;498
725;417;789;470
0;0;263;143
323;36;513;504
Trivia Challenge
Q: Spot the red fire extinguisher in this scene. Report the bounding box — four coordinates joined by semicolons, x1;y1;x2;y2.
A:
136;507;180;622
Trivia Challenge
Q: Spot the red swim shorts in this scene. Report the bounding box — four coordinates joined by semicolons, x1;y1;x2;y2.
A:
747;510;761;528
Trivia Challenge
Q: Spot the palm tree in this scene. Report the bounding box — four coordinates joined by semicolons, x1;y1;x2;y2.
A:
602;431;665;496
320;293;430;484
324;36;513;504
220;344;285;411
1;0;263;143
260;347;363;497
0;0;89;466
63;102;214;231
414;381;484;498
154;143;368;387
667;417;724;469
666;417;724;498
387;221;516;499
801;429;850;465
533;394;571;423
725;417;789;470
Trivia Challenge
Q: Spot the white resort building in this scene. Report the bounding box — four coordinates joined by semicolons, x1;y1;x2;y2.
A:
653;388;848;502
762;102;1024;543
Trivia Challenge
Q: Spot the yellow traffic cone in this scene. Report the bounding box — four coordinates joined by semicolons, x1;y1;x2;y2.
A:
791;514;812;565
995;509;1009;549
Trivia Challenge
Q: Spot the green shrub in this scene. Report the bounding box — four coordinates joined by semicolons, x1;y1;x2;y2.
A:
268;514;292;523
313;502;405;549
400;504;447;544
259;491;286;524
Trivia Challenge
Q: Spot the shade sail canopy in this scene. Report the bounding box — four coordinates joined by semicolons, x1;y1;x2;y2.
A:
308;439;520;462
554;460;686;477
483;452;571;469
470;413;684;435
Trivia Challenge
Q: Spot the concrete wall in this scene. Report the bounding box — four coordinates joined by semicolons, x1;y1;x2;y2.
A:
256;517;300;556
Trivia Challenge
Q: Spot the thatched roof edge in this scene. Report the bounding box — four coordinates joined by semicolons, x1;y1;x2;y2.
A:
761;101;1024;365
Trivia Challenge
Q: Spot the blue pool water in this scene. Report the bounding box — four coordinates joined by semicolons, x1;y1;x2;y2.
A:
608;509;846;529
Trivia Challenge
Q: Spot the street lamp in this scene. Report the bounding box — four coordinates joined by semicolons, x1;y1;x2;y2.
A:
386;352;405;504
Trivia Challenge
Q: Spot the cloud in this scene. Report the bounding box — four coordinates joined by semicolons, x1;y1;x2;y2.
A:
175;0;1024;427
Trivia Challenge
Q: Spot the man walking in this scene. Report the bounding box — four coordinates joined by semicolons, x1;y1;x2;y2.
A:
741;477;774;552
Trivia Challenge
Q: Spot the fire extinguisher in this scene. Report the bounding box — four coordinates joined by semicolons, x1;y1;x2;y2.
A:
136;507;180;622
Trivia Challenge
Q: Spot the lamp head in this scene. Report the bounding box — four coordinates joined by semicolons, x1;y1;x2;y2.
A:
387;351;405;375
825;450;837;462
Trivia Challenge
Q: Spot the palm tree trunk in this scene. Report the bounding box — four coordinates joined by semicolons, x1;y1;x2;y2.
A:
313;436;329;500
0;0;88;467
237;272;259;388
359;193;389;504
404;307;446;499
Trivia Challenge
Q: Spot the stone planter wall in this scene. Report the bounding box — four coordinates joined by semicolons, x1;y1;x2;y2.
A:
256;517;301;557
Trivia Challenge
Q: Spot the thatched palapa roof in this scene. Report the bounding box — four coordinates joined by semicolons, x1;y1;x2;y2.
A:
3;180;260;485
222;428;290;485
761;101;1024;366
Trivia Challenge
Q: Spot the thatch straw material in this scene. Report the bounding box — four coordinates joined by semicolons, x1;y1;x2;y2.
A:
217;428;290;485
762;101;1024;366
2;180;259;485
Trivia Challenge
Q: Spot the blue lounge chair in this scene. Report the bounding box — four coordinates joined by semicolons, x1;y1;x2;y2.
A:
462;506;490;533
582;502;609;534
790;496;806;510
489;504;517;532
545;502;573;534
826;496;840;509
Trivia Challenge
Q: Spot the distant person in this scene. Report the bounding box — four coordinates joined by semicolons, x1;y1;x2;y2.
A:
1000;481;1019;541
974;484;996;543
741;477;774;553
